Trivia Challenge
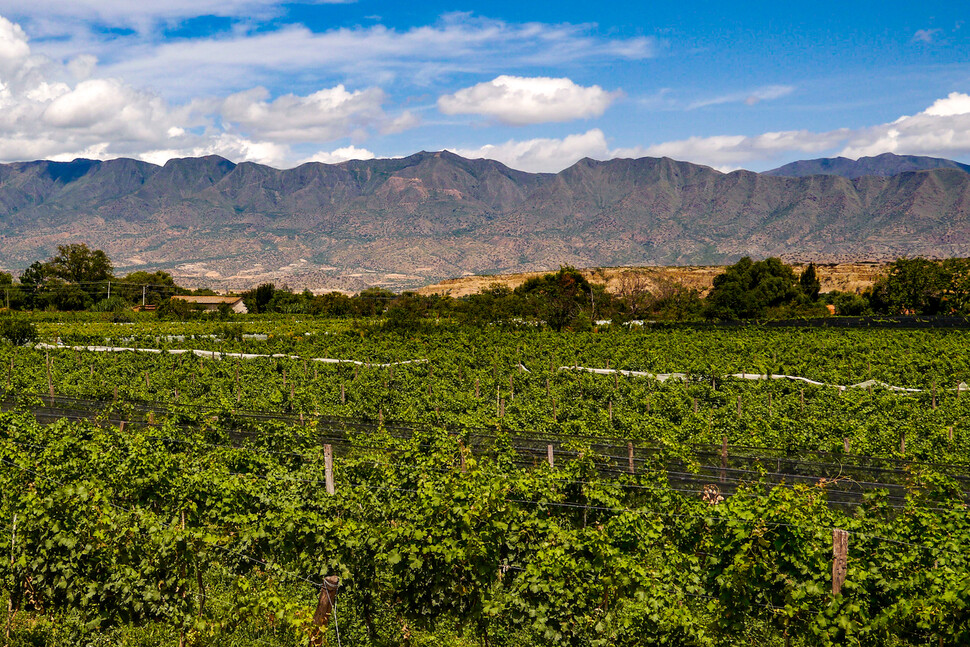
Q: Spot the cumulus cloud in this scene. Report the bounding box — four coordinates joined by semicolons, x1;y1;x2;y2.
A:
220;85;393;142
839;92;970;158
449;129;611;172
438;75;620;125
0;14;414;167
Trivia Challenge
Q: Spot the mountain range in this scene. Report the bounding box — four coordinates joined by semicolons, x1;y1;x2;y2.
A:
0;151;969;292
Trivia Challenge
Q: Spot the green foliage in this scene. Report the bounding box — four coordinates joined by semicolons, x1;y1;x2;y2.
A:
0;316;37;345
704;257;804;320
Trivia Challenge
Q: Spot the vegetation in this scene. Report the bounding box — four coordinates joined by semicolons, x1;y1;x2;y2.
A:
0;312;969;644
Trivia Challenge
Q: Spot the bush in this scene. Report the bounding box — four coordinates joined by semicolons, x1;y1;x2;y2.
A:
0;316;38;345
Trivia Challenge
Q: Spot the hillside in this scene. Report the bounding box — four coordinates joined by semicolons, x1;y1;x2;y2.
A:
765;152;970;179
1;151;969;291
415;262;886;297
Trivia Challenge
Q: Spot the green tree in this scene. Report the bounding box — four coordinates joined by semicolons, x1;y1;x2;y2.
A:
44;244;113;283
799;263;821;301
704;257;802;320
515;266;594;330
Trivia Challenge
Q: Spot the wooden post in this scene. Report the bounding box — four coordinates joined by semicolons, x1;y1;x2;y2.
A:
340;383;345;404
737;395;741;418
46;353;54;401
499;398;505;418
460;446;467;473
628;442;634;474
614;371;619;389
427;383;432;397
509;374;514;401
949;426;954;441
547;444;554;468
645;397;650;414
720;436;728;484
900;433;906;456
843;438;850;453
145;372;150;391
932;381;937;410
768;393;772;414
324;444;334;495
148;411;155;425
119;421;126;433
832;529;848;595
308;576;340;647
545;378;549;398
290;384;295;400
113;386;118;402
693;397;698;413
475;379;480;399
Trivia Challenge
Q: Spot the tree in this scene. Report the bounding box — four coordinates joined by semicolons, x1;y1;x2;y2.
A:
515;266;593;330
44;244;113;283
704;257;802;320
799;263;821;301
874;258;945;315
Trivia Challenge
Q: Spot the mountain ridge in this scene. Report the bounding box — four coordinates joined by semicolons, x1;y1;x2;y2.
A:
1;151;969;292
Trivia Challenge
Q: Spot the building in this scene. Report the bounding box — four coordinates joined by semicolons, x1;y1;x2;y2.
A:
171;295;248;314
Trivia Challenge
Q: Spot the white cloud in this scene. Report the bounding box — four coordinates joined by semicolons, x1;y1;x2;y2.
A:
922;91;970;117
95;15;657;98
438;75;619;125
0;1;352;33
220;85;393;142
449;129;611;172
302;145;376;164
0;14;413;167
912;28;942;43
688;85;794;110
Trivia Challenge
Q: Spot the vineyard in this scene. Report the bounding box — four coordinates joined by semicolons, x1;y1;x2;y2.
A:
1;317;969;645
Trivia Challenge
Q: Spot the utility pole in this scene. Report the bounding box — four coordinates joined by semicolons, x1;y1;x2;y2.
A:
142;285;146;307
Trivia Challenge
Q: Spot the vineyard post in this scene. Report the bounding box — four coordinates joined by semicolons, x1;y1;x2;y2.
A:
843;438;850;453
736;395;741;418
119;421;126;433
693;397;698;414
308;576;340;647
113;386;118;402
949;426;954;441
832;529;848;595
46;353;54;403
628;442;634;474
324;444;334;495
547;444;554;468
720;437;728;484
340;383;345;404
509;375;514;401
614;371;618;389
6;357;10;391
5;513;15;645
499;398;505;419
545;378;550;398
932;381;937;410
475;379;480;399
900;433;906;456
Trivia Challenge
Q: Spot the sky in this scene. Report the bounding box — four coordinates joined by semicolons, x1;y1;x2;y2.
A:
0;1;967;172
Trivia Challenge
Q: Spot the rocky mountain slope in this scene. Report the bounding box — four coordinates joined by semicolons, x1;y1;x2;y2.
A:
1;151;969;292
765;152;970;178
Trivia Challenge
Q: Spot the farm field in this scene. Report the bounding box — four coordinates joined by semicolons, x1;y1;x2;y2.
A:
1;315;969;645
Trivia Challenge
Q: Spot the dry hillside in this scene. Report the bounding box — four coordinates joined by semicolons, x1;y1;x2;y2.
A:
415;262;887;297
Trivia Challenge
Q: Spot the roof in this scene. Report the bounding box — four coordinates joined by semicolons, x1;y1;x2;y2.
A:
172;295;243;304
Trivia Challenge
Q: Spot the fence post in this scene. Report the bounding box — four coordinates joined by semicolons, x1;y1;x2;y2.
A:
736;395;741;418
832;529;848;595
324;444;334;495
628;442;635;474
843;438;850;453
720;436;728;484
308;576;340;647
932;381;937;410
949;426;954;442
499;398;505;418
340;383;345;404
900;432;906;456
547;444;554;468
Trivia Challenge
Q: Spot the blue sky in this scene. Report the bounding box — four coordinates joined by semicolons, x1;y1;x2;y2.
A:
0;0;966;171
